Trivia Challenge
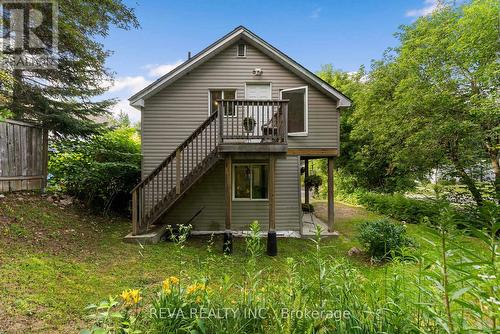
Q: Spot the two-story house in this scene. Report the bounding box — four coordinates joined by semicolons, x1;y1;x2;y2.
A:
126;26;351;255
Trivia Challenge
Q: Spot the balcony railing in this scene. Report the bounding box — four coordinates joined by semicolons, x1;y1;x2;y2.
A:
217;99;288;145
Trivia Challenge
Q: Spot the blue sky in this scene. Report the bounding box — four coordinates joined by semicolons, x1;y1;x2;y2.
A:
102;0;440;122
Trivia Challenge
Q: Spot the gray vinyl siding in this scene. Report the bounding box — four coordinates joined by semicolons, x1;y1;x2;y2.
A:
142;41;337;231
142;41;339;177
275;155;301;231
162;155;300;232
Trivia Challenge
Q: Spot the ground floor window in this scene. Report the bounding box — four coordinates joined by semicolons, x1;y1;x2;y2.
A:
233;163;268;200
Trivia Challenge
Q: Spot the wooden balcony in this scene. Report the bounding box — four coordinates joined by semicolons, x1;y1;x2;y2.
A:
129;99;289;236
217;99;288;152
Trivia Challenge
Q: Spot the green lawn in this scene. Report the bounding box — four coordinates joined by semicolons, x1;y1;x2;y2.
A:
0;194;485;333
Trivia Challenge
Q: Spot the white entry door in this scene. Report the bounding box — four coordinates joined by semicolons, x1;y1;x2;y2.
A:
246;83;271;141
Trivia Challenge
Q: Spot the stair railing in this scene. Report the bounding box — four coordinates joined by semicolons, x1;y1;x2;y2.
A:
131;111;219;234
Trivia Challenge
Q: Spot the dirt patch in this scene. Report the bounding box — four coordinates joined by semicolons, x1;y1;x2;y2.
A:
313;201;370;223
0;193;127;260
0;303;83;333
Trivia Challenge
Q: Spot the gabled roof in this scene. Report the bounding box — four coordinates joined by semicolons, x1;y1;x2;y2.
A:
129;26;351;108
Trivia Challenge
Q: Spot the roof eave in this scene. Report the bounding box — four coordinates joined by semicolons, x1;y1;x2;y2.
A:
129;26;352;107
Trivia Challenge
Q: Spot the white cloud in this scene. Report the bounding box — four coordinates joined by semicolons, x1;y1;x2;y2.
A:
310;7;321;19
109;98;141;123
406;0;443;17
102;60;185;123
145;60;184;77
107;76;151;94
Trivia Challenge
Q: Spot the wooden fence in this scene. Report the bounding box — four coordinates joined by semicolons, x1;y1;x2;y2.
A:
0;119;48;192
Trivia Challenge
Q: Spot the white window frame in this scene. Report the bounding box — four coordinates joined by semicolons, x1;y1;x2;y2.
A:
236;43;247;57
207;89;237;117
244;82;272;99
280;86;308;136
232;163;269;201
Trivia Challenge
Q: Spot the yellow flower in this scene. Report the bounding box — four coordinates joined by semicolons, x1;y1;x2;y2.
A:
195;296;202;304
162;279;171;294
169;276;180;285
186;283;206;295
186;284;197;295
120;290;130;302
120;289;141;306
129;289;141;304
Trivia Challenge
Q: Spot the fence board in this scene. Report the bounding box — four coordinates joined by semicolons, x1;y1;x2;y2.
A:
0;120;48;192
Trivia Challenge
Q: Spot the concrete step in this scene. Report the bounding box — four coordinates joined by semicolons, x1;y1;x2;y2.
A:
123;224;168;244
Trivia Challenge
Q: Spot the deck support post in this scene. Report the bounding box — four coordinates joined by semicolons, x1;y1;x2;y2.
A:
224;154;233;254
132;190;138;235
267;155;277;256
304;158;309;205
327;157;334;232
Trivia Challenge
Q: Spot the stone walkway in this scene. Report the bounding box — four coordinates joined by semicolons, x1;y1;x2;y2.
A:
301;210;339;237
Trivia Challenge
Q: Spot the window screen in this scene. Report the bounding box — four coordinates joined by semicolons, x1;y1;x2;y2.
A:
282;88;306;134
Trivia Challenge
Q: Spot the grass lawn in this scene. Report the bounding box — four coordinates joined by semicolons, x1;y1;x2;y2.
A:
0;194;486;333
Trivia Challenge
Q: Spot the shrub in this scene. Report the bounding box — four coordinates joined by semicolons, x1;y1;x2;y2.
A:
357;192;442;224
48;127;141;213
358;219;414;260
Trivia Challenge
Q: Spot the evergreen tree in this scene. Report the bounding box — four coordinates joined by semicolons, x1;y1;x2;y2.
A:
1;0;139;136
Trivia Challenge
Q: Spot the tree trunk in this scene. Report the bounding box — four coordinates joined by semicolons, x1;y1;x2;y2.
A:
12;69;23;120
485;140;499;202
448;143;484;206
490;154;499;202
455;163;483;206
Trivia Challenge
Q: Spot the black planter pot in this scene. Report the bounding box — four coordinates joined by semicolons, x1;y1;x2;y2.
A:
267;231;277;256
223;231;233;254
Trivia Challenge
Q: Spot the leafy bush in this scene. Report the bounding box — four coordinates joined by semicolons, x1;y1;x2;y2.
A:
357;192;442;224
358;219;414;260
48;127;141;213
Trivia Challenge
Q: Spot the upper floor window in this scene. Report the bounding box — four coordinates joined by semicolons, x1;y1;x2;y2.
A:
210;90;236;116
237;43;246;57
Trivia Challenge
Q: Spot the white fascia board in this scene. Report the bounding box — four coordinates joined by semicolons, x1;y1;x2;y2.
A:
129;29;245;105
129;27;352;108
130;98;144;109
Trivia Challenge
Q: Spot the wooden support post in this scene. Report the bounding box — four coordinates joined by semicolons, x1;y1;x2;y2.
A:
304;158;309;205
132;190;138;235
327;157;334;232
176;149;181;195
41;128;49;192
224;154;233;254
267;155;277;256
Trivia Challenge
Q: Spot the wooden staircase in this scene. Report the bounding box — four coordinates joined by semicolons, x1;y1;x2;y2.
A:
129;99;289;238
130;111;220;235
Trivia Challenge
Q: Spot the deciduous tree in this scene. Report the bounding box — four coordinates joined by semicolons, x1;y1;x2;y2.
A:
354;0;499;204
